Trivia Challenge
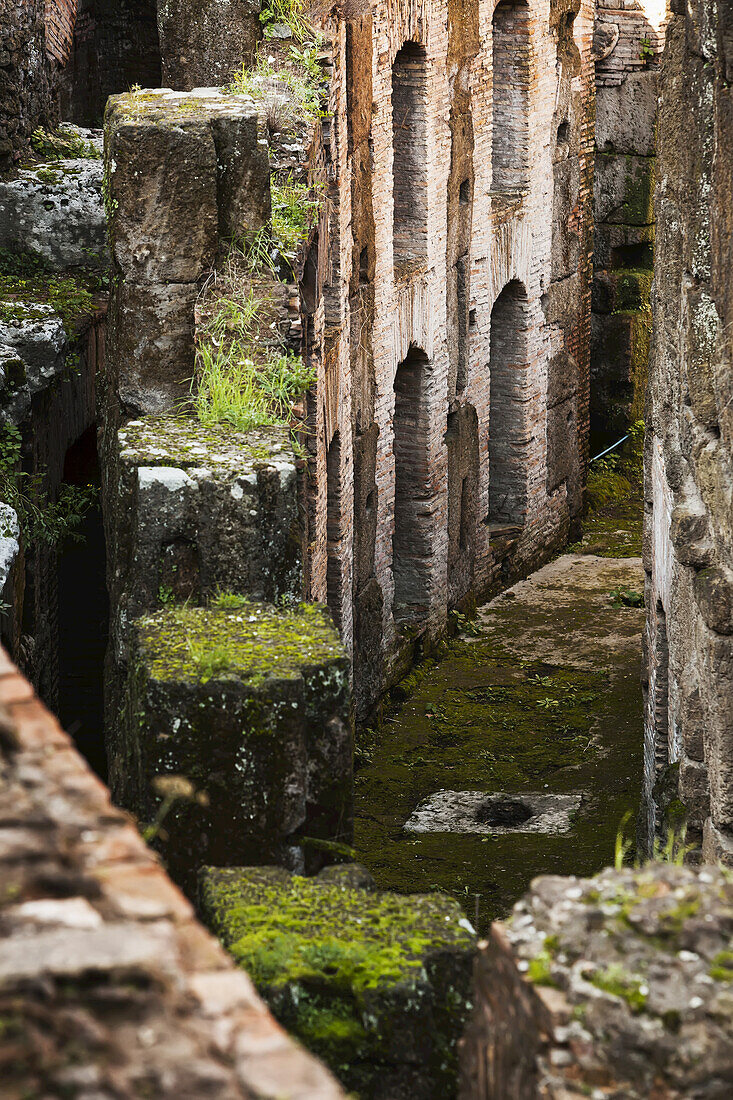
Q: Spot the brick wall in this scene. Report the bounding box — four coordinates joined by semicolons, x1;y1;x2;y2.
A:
304;0;596;717
45;0;78;65
0;645;343;1097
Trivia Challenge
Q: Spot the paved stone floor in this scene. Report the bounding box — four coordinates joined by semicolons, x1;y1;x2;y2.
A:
354;486;645;930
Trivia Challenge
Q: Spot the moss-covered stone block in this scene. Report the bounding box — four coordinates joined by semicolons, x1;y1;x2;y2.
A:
105;88;269;284
590;307;651;434
199;865;476;1099
117;603;352;892
105;415;303;638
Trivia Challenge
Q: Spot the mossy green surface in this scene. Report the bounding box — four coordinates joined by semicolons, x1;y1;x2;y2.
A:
0;250;104;335
118;415;295;473
200;866;475;1094
354;638;643;930
137;602;344;686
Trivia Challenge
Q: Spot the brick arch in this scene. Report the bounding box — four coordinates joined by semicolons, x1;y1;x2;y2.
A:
392;41;429;275
491;0;531;192
392;345;434;623
488;280;531;527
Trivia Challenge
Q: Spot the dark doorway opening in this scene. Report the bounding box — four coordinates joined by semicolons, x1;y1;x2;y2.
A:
57;425;108;781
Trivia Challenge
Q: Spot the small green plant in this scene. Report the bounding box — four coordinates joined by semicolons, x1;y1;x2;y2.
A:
614;810;635;869
0;423;98;547
30;126;100;161
186;636;233;682
639;36;655;63
653;823;694;865
258;0;312;43
210;590;249;610
608;586;644;609
227;54;325;127
158;584;174;606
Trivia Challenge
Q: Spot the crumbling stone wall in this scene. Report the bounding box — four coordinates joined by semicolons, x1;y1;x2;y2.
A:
459;863;733;1098
643;0;733;864
0;0;54;171
590;0;665;441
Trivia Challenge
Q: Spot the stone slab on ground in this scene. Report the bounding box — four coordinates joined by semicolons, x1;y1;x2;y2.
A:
476;553;645;670
460;863;733;1099
200;864;477;1100
116;602;351;891
405;791;583;835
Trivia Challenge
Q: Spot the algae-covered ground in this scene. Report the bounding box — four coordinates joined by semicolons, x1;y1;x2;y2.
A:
354;479;645;931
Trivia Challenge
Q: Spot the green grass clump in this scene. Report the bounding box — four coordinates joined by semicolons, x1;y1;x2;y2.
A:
709;951;733;983
259;0;312;42
193;342;314;432
589;964;648;1012
0;423;98;547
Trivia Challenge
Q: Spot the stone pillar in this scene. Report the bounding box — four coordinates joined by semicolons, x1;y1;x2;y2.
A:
119;603;352;891
103;87;270;416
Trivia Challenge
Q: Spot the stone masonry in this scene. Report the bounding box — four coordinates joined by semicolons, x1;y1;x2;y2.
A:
591;0;665;440
643;0;733;864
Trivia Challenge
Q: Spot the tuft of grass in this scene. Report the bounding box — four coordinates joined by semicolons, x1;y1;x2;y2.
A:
210;590;250;611
186;636;233;682
192;343;313;433
259;0;313;42
227;54;324;127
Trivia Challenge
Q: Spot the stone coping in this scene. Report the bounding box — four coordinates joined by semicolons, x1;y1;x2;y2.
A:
0;646;343;1098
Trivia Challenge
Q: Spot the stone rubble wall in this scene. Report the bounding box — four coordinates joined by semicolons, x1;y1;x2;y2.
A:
459;863;733;1098
643;0;733;864
0;644;344;1100
0;0;55;171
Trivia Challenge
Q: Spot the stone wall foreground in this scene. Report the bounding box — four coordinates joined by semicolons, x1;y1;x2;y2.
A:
459;863;733;1099
643;0;733;861
0;644;345;1099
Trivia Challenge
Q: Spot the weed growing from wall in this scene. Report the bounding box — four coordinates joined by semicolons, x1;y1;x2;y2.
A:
0;423;98;548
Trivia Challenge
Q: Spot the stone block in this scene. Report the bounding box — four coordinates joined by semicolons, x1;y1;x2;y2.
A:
117;603;351;892
460;864;733;1099
595;153;656;226
679;755;710;827
0;158;108;271
594;222;654;271
693;565;733;635
199;865;476;1099
596;72;658;156
158;0;261;92
106;417;304;636
592;268;652;315
106;280;197;415
105;89;269;283
702;817;733;868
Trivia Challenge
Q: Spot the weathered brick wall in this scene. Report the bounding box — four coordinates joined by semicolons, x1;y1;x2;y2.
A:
305;0;596;717
45;0;79;65
0;646;344;1099
643;0;733;863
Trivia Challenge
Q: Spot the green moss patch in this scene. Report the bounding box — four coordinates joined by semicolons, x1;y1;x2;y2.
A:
200;866;475;1093
138;602;343;686
0;250;105;336
118;415;294;473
